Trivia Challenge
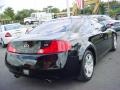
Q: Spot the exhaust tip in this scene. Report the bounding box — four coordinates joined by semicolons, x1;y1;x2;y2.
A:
45;79;53;83
14;74;21;78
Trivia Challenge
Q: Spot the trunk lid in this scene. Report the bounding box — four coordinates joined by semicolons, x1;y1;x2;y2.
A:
11;40;51;54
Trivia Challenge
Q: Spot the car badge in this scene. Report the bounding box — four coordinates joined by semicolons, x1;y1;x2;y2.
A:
24;44;29;48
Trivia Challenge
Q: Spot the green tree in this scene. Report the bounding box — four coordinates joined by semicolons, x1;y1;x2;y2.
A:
103;1;120;16
61;7;73;12
43;6;60;13
51;8;60;13
82;6;92;14
4;7;15;20
15;9;36;20
99;3;105;14
0;13;11;20
109;8;120;17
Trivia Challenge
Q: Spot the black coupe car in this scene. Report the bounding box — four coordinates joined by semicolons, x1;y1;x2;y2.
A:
5;16;117;81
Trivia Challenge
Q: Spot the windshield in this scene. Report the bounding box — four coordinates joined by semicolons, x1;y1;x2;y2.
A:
4;23;22;31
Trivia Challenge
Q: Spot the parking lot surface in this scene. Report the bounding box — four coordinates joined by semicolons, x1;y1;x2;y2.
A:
0;33;120;90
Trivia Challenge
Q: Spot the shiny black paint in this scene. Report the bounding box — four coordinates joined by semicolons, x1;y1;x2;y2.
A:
5;52;80;78
5;16;117;78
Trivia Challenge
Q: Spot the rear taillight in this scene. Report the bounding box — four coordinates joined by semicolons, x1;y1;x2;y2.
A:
7;43;16;53
37;40;71;54
5;32;12;37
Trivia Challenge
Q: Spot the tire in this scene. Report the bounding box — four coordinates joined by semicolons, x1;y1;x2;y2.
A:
1;39;6;48
25;22;30;25
77;50;94;82
111;34;117;51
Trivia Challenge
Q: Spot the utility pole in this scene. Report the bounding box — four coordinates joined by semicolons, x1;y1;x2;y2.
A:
66;0;70;17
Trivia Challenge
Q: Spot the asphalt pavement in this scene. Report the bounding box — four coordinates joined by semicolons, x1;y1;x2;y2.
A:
0;33;120;90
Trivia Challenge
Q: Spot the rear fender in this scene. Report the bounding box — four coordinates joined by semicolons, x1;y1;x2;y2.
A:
78;42;97;62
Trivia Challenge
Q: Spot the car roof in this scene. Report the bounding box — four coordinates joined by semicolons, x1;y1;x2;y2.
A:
30;16;96;34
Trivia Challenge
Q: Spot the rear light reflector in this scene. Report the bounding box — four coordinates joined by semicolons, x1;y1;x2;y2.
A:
37;40;71;54
7;43;16;53
5;32;12;37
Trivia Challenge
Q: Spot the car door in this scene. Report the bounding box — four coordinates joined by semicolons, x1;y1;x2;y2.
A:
89;33;106;58
89;21;109;58
99;22;113;52
103;28;113;51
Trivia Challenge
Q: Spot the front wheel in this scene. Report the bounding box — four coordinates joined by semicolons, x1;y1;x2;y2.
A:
25;21;30;25
77;50;94;82
111;34;117;51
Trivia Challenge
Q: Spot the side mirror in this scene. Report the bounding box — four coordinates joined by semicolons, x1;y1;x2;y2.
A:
101;26;107;32
106;24;112;28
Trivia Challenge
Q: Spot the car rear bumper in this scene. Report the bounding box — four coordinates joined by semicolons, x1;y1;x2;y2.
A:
5;52;81;78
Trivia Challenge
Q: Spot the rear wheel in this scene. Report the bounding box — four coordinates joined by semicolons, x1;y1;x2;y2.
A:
77;50;94;82
111;34;117;51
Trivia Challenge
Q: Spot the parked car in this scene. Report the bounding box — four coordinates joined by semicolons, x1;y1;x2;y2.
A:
91;15;116;26
91;15;120;32
111;21;120;32
0;23;28;47
5;16;117;82
99;20;120;32
90;15;113;22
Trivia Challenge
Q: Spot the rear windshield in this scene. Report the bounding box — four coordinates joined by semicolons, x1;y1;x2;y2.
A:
4;23;22;31
29;19;70;34
29;16;92;35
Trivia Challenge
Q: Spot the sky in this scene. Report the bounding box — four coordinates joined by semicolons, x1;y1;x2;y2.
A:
0;0;119;12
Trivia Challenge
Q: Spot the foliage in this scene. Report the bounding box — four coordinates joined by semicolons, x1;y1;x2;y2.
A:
109;8;120;17
108;1;120;17
3;7;15;20
99;3;105;14
61;7;73;12
109;9;116;17
15;9;36;20
0;14;11;20
81;6;92;14
43;6;60;13
51;8;60;13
